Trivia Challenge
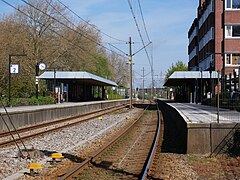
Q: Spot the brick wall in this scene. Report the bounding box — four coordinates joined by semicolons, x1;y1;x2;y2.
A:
225;11;240;23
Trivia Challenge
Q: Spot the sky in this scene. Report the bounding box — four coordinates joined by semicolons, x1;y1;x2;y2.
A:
0;0;199;88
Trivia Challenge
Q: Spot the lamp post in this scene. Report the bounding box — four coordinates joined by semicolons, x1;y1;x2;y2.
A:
200;68;203;103
35;63;39;99
54;68;56;94
8;54;27;107
197;66;203;103
206;52;228;123
217;70;220;123
209;61;213;104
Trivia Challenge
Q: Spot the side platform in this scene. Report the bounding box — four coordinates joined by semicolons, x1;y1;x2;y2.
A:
0;100;129;131
157;99;240;155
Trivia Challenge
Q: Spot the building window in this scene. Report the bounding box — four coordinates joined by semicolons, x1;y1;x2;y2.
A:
233;0;240;8
225;53;240;65
227;0;231;8
226;54;231;65
233;26;240;36
225;25;240;37
232;54;240;65
226;0;240;9
226;26;232;37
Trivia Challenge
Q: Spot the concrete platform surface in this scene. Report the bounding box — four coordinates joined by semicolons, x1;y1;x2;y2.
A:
167;102;240;124
158;100;240;154
0;99;127;113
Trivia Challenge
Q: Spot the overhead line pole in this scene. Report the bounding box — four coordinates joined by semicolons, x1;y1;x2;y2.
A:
142;67;144;102
129;37;133;109
128;38;151;108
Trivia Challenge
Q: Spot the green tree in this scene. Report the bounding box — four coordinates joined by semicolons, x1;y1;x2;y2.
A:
165;61;188;82
0;0;128;100
93;55;111;78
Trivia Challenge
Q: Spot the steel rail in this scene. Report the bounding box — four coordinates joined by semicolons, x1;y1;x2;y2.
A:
59;104;150;180
0;103;127;138
0;104;128;147
141;103;161;180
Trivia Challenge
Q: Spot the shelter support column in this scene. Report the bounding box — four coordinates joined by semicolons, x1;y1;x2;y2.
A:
102;86;106;100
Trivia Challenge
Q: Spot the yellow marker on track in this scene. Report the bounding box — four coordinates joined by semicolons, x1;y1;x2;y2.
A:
51;153;64;159
28;163;43;176
28;163;43;169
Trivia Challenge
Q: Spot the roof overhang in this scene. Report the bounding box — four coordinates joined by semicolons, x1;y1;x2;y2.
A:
164;71;219;87
39;71;117;86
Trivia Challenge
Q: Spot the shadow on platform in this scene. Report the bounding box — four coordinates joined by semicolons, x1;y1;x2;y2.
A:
157;100;187;154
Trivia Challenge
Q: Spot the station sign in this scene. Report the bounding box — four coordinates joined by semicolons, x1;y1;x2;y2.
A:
10;64;19;74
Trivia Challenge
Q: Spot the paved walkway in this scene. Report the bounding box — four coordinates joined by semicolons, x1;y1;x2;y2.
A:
166;102;240;124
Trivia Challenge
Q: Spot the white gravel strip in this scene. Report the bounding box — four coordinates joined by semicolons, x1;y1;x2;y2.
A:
0;108;139;180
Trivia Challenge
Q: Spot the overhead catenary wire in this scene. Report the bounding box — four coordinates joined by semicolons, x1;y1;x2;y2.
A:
0;96;30;159
0;0;127;76
53;0;128;57
127;0;152;67
127;0;155;97
2;0;130;87
4;1;91;52
1;0;92;57
56;0;127;43
45;0;126;58
20;0;128;59
25;0;128;74
44;0;101;47
44;0;128;63
137;0;153;72
108;43;128;56
137;0;151;42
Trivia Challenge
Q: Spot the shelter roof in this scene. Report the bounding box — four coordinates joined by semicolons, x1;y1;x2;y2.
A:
39;71;117;86
164;71;219;87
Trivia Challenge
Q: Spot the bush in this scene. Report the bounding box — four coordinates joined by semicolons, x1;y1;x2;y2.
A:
0;96;55;107
108;93;124;100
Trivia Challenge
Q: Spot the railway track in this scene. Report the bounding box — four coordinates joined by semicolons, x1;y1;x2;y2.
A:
59;102;161;180
0;104;128;147
145;108;164;180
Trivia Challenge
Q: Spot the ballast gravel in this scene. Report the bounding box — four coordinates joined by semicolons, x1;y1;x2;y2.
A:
0;108;139;179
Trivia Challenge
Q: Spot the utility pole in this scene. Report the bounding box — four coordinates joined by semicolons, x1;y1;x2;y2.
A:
129;37;133;109
142;67;144;102
126;37;151;107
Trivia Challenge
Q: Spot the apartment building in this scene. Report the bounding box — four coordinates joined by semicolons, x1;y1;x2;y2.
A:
188;0;240;74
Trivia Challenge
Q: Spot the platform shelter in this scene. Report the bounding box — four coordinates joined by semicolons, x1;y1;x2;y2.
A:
39;71;117;102
164;71;219;103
